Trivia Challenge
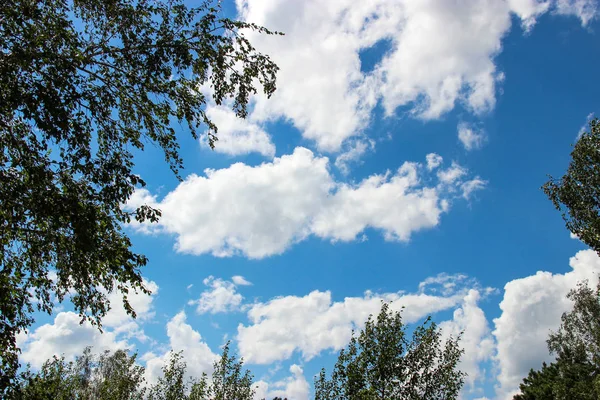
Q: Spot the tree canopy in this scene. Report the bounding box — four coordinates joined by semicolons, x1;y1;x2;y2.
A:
544;117;600;253
13;342;257;400
314;302;465;400
11;304;467;399
148;342;255;400
0;0;280;392
513;280;600;399
15;347;146;399
513;362;560;400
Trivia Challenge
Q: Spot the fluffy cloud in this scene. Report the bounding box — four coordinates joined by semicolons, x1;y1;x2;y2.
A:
461;178;489;201
492;249;600;399
437;162;468;185
254;365;310;400
19;280;159;369
426;153;444;171
188;276;244;314
439;290;495;394
19;312;130;369
201;104;275;158
232;275;253;286
334;139;374;175
458;123;487;151
143;311;218;385
231;0;595;153
555;0;598;25
507;0;550;30
103;280;159;341
237;0;379;151
127;148;484;258
237;273;486;365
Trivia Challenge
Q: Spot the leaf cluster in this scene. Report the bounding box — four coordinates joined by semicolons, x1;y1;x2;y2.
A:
0;0;280;392
314;302;465;400
544;118;600;253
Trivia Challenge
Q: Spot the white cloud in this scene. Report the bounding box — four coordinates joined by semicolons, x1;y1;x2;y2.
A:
237;274;486;365
439;290;495;393
492;249;600;399
437;163;468;185
19;312;130;369
426;153;444;171
188;276;244;314
237;0;380;152
375;1;511;120
334;139;374;175
576;112;594;139
418;273;471;296
201;104;276;158
127;148;484;258
458;123;486;151
555;0;598;25
232;276;253;286
462;178;488;201
254;364;310;400
19;279;159;368
103;279;159;341
507;0;550;30
144;311;218;385
178;0;600;162
235;0;584;152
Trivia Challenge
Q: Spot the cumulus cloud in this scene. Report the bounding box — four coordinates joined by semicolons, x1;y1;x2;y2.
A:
437;163;468;185
19;312;130;369
143;311;218;385
188;276;244;314
103;280;159;341
228;0;594;153
127;148;485;258
334;139;374;175
507;0;550;30
254;364;310;400
492;249;600;399
555;0;598;25
232;276;253;286
439;290;495;394
201;104;276;158
19;279;159;369
461;178;489;201
426;153;444;171
458;123;487;151
236;273;487;365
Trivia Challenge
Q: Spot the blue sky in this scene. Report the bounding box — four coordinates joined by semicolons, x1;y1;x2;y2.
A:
16;1;600;399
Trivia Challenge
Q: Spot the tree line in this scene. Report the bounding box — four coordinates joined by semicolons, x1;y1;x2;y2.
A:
9;279;600;399
10;303;465;399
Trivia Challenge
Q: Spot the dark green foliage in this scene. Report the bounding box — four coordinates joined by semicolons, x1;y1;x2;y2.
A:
513;281;600;399
14;347;146;399
0;0;280;391
543;117;600;254
14;343;258;399
132;341;256;400
514;362;560;400
196;341;255;400
546;280;600;398
314;302;465;400
147;351;188;400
